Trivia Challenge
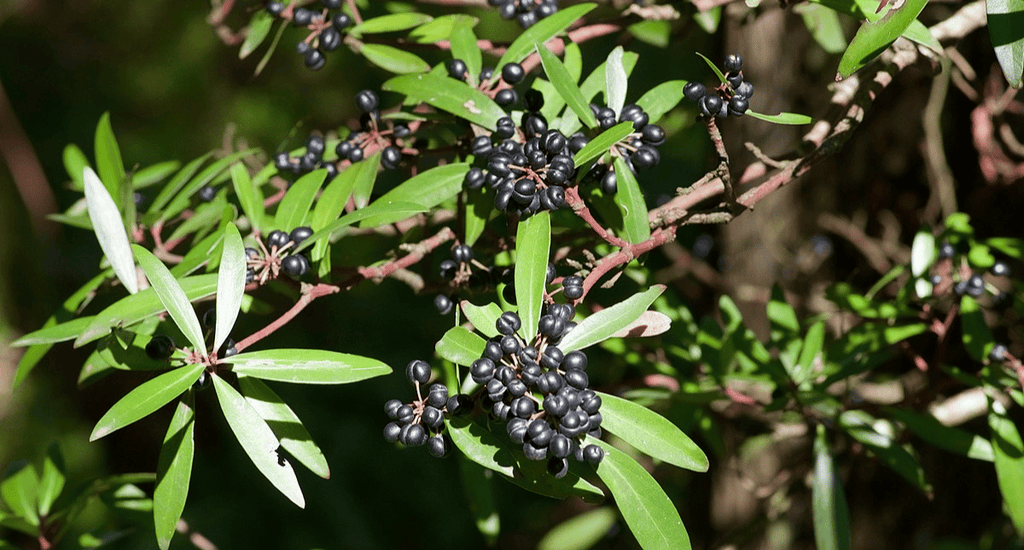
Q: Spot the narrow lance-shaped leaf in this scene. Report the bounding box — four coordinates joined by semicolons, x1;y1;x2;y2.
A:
450;23;482;85
349;12;433;36
309;157;370;261
132;245;206;353
0;463;40;529
436;326;487;366
989;396;1024;536
559;285;666;352
239;9;273;59
94;112;125;199
746;110;814;125
84;167;138;294
211;373;304;508
214;223;245;353
90;364;205;441
812;425;851;550
597;392;708;472
360;43;431;74
538;507;617;550
573;122;634;167
590;440;691;550
275;169;326;232
795;321;826;384
357;163;470;227
635;80;687;125
515;212;551;340
884;406;994;462
536;44;599;129
612;157;650;244
230;162;265;233
836;0;929;78
221;349;392;384
37;443;66;517
154;392;195;550
383;74;504;131
960;295;994;361
239;376;330;479
605;46;627;116
458;456;500;545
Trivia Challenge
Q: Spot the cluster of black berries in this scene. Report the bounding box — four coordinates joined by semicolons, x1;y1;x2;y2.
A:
384;360;472;457
561;274;584;301
934;242;1012;301
472;307;604;477
274;133;340;181
581;103;666;194
465;95;579;216
266;0;353;70
335;90;407;170
436;243;486;314
244;226;313;284
488;0;558;28
683;54;753;118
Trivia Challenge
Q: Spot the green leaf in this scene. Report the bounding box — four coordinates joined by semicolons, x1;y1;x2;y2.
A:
495;4;597;78
13;316;96;346
436;326;487;366
357;163;470;227
238;376;330;479
812;425;851;550
465;184;492;247
90;365;205;441
836;0;929;78
255;19;287;77
449;22;482;84
154;393;195;550
360;43;431;74
458;456;500;545
536;43;599;128
885;407;994;461
564;42;583;83
1;463;39;528
383;73;504;130
986;237;1024;259
746;110;814;125
133;245;206;353
211;373;304;508
76;273;219;347
275;169;326;232
795;321;826;384
63;144;90;190
798;3;849;54
222;349;391;384
214;223;245;353
605;47;628;117
597;392;708;472
838;410;930;492
94;112;125;199
309;157;375;262
910;226;935;277
460;301;503;339
230;162;265;233
612;157;650;244
768;285;800;337
989;396;1024;535
629;19;672;47
902;18;941;52
515;212;551;340
561;51;638;135
591;440;691;550
83;167;138;294
37;443;66;517
446;417;603;501
538;507;617;550
559;286;666;352
293;200;426;255
409;14;479;44
240;9;273;59
987;0;1024;87
960;295;994;361
574;122;634;167
133;160;182;189
349;12;433;36
635;80;687;125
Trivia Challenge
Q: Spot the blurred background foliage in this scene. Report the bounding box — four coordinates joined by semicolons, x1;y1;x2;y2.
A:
1;0;1022;549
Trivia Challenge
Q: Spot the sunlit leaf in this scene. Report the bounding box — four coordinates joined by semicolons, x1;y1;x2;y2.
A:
812;425;851;550
987;0;1024;87
360;43;431;74
538;507;616;550
132;245;206;353
222;349;391;384
349;12;433;36
383;74;504;130
559;286;665;352
989;396;1024;535
612;157;650;244
239;376;330;479
573;122;633;167
230;162;265;233
515;212;551;340
836;0;929;78
214;223;245;353
536;43;599;128
240;9;273;59
84;167;138;294
90;365;204;441
461;301;503;339
495;4;597;79
275;169;326;232
436;326;487;366
94;112;124;199
605;47;627;117
154;393;195;550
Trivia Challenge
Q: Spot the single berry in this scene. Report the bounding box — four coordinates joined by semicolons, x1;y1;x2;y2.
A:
289;226;313;246
683;82;706;102
446;394;472;416
332;13;352;30
726;72;744;89
990;344;1008;362
406;359;431;385
735;81;755;99
323;0;343;9
439;259;458;279
145;334;176;360
583;444;604;464
427;435;448;458
267;2;285;16
198;184;217;202
282;254;310;278
495;88;518;107
729;95;749;116
600;169;617;194
547;456;569;478
700;94;723;117
219;338;238;358
938;242;955;259
383;422;402;443
292;7;313;26
446;58;468;81
563;350;587;371
641;124;666;146
992;261;1010;277
401;424;428;446
434;294;453;315
267;230;290;250
382;146;402;170
724;53;743;72
356;89;379;113
202;307;216;329
524;89;545;111
501;62;525;84
384;399;403;419
304;49;326;71
320;27;342;51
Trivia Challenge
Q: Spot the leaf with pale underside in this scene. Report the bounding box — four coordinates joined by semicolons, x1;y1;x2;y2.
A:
221;349;392;384
214;223;245;353
84;167;138;294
